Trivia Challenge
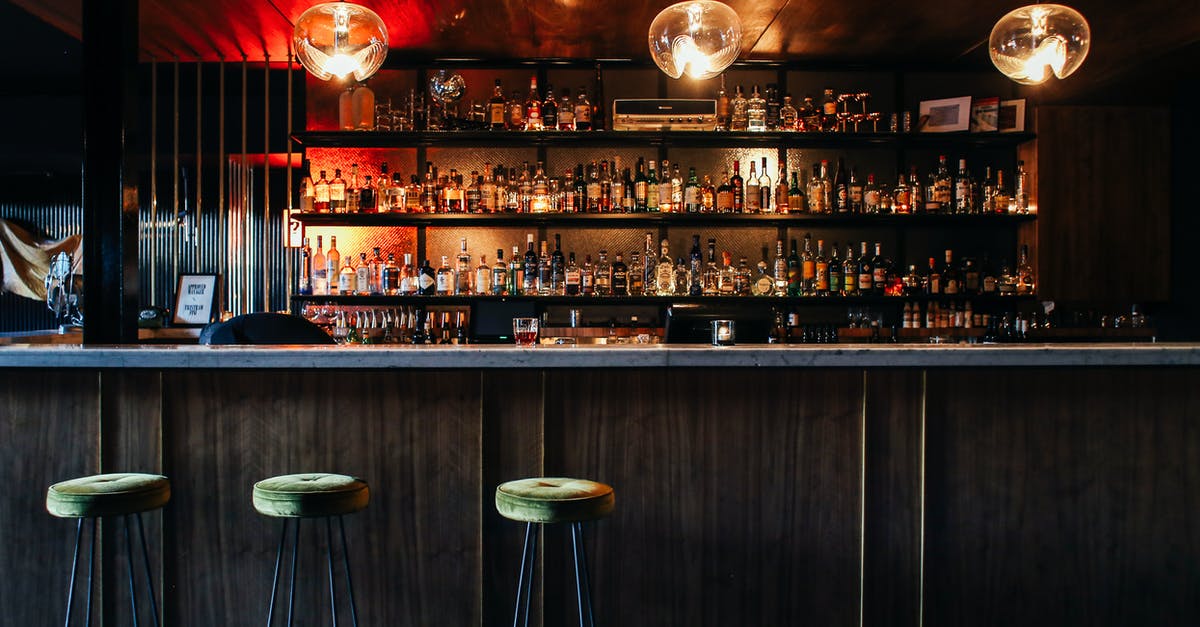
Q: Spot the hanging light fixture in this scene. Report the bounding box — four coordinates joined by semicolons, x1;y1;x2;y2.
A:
648;0;743;80
294;2;388;82
989;4;1090;85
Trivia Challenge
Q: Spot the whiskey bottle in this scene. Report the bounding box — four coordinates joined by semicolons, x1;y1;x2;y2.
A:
524;77;543;131
821;88;838;132
807;163;825;214
565;252;581;296
558;87;575;130
671;163;684;210
747;85;767;131
933;155;953;212
684;167;700;213
488;79;507;130
492;249;508;295
581;254;595;296
955;158;972;214
765;84;781;130
629;252;644;295
872;243;888;295
787;238;803;297
735;256;752;296
658;159;673;212
926;257;941;295
893;173;911;214
507;89;525;130
329;169;347;213
788;170;805;213
716;74;731;130
857;242;873;295
730;160;744;212
573;87;592;131
730;85;748;131
436;256;454;295
646;161;660;212
716;171;734;213
594;250;612;295
299;161;315;213
700;175;715;212
779;94;798;130
475;254;492;296
754;246;774;296
346;164;361;213
775;163;789;213
863;174;880;213
542;84;558;130
314;170;330;213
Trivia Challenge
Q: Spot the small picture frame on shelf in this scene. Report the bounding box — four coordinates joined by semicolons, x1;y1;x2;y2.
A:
172;274;220;327
970;97;1000;132
998;99;1027;133
917;96;972;132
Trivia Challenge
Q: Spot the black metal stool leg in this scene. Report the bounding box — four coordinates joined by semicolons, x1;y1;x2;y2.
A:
325;518;339;627
134;513;160;625
511;522;535;627
124;515;141;627
63;518;84;627
571;522;595;627
286;519;301;627
337;516;360;627
266;519;290;626
85;517;96;626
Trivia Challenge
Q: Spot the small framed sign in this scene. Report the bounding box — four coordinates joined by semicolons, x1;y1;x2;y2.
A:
918;96;972;133
998;99;1027;133
970;97;1001;132
172;274;220;326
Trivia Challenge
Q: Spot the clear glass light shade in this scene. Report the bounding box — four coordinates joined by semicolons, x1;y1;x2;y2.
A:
648;0;743;80
989;4;1090;85
294;2;388;82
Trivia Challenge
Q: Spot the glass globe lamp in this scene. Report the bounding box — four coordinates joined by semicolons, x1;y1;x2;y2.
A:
989;4;1090;85
294;2;388;82
648;0;743;80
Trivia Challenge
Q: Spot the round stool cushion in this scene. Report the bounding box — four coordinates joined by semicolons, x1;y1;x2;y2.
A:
46;473;171;519
495;477;614;524
253;473;369;518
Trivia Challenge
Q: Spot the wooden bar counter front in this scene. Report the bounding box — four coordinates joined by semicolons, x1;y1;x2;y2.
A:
1;345;1197;626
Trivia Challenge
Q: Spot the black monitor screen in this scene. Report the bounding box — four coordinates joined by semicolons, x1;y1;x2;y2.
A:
665;304;772;344
472;300;538;343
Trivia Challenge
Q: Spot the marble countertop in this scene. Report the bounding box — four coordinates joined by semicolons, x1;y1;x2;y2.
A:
0;343;1197;369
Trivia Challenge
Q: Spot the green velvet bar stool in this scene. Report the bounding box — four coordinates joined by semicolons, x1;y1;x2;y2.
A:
253;472;369;627
496;477;615;627
46;472;171;627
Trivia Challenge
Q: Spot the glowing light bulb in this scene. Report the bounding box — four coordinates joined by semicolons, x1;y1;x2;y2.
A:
294;2;388;82
649;1;742;80
989;4;1089;85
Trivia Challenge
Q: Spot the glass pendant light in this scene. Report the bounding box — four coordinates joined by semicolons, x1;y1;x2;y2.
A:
648;1;743;80
294;2;388;82
989;4;1090;85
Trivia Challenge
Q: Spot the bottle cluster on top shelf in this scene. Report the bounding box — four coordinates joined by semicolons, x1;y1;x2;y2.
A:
299;232;1036;300
299;154;1032;217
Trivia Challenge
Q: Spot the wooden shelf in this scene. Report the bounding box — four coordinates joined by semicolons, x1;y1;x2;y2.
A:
292;211;1036;228
290;294;1037;307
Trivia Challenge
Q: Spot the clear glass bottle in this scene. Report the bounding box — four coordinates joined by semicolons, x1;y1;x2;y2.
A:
436;255;454;295
779;94;798;130
475;253;491;296
807;163;825;214
388;252;405;295
688;235;703;296
674;257;690;296
355;252;371;295
656;239;675;296
338;254;355;295
1016;245;1035;295
299;162;315;212
524;77;543;131
753;246;774;296
329;169;347;213
346;163;361;213
658;159;673;212
719;251;736;295
455;238;472;295
325;236;340;294
730;85;748;131
772;239;788;296
702;239;719;296
558;87;575;130
746;85;767;131
314;170;330;213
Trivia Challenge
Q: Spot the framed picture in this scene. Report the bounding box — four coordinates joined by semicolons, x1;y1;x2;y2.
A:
172;274;220;326
918;96;972;133
970;97;1000;132
998;99;1027;133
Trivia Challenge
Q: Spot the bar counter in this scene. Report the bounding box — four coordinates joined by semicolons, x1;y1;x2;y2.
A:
1;341;1198;368
2;343;1197;626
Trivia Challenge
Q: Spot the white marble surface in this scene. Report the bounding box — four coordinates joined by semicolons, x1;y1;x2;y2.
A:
1;343;1198;369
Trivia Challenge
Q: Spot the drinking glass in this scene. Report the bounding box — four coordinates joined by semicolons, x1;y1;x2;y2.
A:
513;317;539;346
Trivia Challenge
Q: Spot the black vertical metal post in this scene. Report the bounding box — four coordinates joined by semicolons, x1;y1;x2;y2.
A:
82;0;139;343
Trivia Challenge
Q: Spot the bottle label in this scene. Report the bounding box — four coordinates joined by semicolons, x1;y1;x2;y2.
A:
338;273;353;293
436;273;452;292
330;185;345;202
802;261;816;281
356;268;370;293
419;273;435;290
575;105;591;123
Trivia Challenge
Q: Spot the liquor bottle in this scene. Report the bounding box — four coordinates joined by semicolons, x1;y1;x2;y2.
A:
787;238;803;297
585;162;601;212
455;238;472;295
537;240;551;296
592;65;605;131
848;167;864;213
436;256;454;295
299;237;313;295
581;254;595;296
775;163;789;214
828;243;843;296
799;95;817;131
658;159;673;212
405;175;422;212
735;256;751;295
675;257;690;296
800;235;815;295
551;233;566;295
998;259;1016;295
488;79;507;130
955;158;972;214
381;252;399;294
558;87;575;130
1016;245;1035;295
598;161;612;212
475;253;491;296
893;173;911;214
355;252;371;295
758;157;772;212
788;171;805;213
993;169;1011;214
819;160;833;212
779;94;798;130
524;77;543;131
400;254;417;295
492;249;508;295
531;163;550;213
730;85;748;131
833;157;848;213
730;160;744;212
857;242;873;295
688;235;703;296
926;257;941;295
807;163;825;214
466;173;483;213
506;89;525;130
299;162;316;213
702;239;719;296
747;85;767;131
962;257;980;295
656;239;675;296
642;233;657;294
765;84;781;130
684;167;700;212
634;157;648;211
872;243;888;295
716;74;731;130
814;239;829;295
863;174;880;213
716;170;733;213
745;160;760;213
415;258;434;296
314;170;330;213
620;252;637;295
329;169;347;213
509;245;523;295
821;88;838;132
376;164;391;211
933;155;952;212
646;161;660;212
594;250;612;295
1015;161;1029;213
565;252;581;295
754;246;774;296
719;251;736;295
325;236;340;293
522;234;538;295
700;175;715;212
622;166;636;212
842;243;857;295
542;84;558;130
772;240;788;296
671;163;684;210
346;164;360;213
940;249;959;295
444;171;464;213
573;86;592;131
